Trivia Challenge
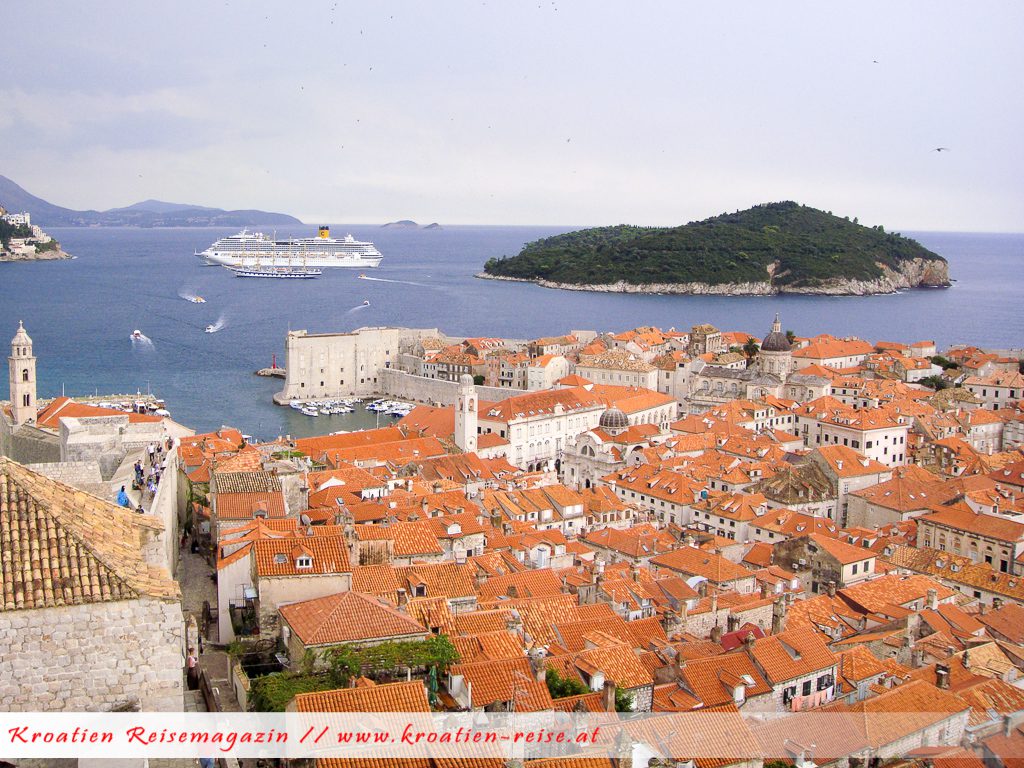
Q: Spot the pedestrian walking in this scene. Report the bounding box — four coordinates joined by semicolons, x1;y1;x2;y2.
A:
186;647;199;690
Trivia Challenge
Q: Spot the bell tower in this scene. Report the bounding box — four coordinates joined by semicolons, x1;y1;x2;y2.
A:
454;374;477;453
9;321;37;426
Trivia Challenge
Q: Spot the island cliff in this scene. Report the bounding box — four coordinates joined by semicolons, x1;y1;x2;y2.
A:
481;202;951;296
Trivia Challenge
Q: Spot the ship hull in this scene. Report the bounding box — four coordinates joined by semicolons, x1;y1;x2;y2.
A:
199;252;383;268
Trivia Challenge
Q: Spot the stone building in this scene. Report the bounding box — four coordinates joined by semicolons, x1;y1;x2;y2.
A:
773;533;878;594
274;325;441;402
757;314;794;380
0;457;183;712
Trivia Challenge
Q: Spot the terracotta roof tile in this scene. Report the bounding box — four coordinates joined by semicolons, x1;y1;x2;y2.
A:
0;458;178;610
291;680;430;713
280;591;426;646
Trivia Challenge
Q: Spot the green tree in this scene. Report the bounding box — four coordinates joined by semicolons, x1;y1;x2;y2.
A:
785;329;796;344
614;687;634;712
545;668;588;699
743;337;760;360
473;374;485;385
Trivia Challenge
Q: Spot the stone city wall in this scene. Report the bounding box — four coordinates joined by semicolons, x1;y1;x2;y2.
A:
378;369;510;407
0;596;184;712
0;416;61;464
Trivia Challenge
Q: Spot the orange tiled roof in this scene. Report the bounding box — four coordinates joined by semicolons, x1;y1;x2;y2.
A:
450;656;554;711
650;546;754;585
34;396;163;429
280;591;426;646
0;457;179;610
749;626;837;684
253;535;351;577
291;680;430;713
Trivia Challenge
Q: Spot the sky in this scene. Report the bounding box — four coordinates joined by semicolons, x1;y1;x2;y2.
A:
2;1;1022;230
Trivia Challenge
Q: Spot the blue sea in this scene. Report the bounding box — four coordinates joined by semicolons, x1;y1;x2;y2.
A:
0;226;1021;439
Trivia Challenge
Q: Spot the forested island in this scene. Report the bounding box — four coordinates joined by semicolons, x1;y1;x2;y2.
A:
481;202;951;295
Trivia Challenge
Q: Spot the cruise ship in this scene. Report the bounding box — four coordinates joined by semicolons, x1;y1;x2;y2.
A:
195;226;383;268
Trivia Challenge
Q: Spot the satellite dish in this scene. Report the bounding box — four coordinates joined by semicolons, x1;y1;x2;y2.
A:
300;514;312;526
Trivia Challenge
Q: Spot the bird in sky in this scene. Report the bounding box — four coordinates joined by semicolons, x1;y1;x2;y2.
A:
934;147;950;152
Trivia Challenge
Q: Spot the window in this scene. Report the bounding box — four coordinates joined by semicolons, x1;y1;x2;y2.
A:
852;563;859;575
783;686;796;705
801;680;812;696
296;556;312;569
22;393;30;407
21;368;29;382
816;674;834;691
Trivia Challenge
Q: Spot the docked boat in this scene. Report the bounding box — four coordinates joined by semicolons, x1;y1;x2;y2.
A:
196;226;383;269
300;407;319;417
226;265;323;279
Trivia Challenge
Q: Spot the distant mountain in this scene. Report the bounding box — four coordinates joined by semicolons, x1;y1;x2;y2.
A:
0;175;302;227
105;199;220;215
423;222;442;230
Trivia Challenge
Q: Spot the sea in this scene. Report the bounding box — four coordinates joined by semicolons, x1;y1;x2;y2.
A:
0;225;1021;440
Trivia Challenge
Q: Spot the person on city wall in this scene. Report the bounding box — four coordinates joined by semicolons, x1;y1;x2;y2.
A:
116;486;130;507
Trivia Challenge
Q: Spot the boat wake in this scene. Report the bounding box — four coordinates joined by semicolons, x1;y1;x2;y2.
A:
178;289;206;304
346;303;369;315
205;314;227;333
358;275;429;287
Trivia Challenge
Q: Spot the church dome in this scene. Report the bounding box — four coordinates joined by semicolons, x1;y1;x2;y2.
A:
761;331;791;352
459;373;475;386
599;407;629;430
760;314;791;352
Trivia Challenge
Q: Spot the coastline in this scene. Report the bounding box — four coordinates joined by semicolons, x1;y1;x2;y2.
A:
476;257;951;297
0;249;73;263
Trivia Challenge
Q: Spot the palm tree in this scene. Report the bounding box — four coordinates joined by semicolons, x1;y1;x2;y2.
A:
743;337;760;361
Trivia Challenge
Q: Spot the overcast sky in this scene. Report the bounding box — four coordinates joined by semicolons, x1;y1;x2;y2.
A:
2;1;1021;229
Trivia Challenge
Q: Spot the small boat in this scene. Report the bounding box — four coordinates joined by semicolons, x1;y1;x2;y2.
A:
205;325;217;334
358;273;367;279
188;296;206;304
130;330;145;341
225;265;322;279
154;408;170;417
362;300;370;306
301;407;319;417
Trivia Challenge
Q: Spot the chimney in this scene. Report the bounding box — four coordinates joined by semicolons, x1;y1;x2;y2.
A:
396;588;408;607
674;649;686;679
936;663;950;690
710;625;723;644
602;679;617;713
743;632;757;652
993;597;1004;610
1004;714;1016;738
760;582;771;599
927;588;938;611
772;597;787;635
827;581;837;598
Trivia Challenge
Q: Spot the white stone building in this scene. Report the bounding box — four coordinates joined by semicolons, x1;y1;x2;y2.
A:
275;326;440;402
477;386;606;471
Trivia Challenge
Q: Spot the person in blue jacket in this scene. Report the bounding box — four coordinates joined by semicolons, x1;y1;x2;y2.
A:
116;486;130;507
